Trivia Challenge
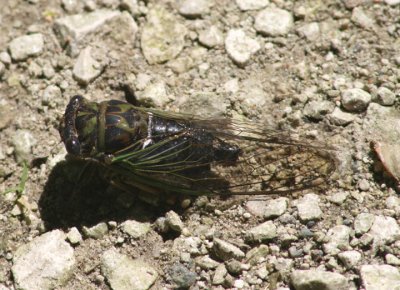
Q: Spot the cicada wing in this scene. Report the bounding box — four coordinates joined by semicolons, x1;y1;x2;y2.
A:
109;109;338;196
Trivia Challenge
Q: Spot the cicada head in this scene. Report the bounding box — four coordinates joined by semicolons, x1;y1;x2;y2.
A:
59;95;99;158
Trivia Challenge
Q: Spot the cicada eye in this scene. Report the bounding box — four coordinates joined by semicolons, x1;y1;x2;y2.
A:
66;137;81;156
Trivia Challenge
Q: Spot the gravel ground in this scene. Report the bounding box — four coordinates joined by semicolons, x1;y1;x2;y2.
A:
2;0;400;289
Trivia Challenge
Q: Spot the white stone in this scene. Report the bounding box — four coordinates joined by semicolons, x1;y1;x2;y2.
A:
72;46;103;85
178;0;210;18
297;22;320;41
54;10;120;46
360;264;400;290
212;238;245;261
338;250;362;269
12;230;76;290
225;29;260;66
235;0;269;11
139;81;170;107
101;248;158;290
354;213;375;235
199;26;223;48
323;225;351;254
66;227;82;245
385;0;400;5
264;197;288;218
369;215;400;244
255;8;293;36
121;220;151;239
351;7;375;30
329;107;355;126
296;193;322;221
246;221;277;242
291;270;349;290
377;87;395;106
9;33;44;61
12;129;37;163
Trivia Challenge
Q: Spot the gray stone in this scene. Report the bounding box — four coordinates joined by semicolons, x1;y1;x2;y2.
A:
327;191;349;205
341;88;371;112
385;254;400;266
141;6;187;64
329;107;355;126
42;63;55;79
264;197;288;218
0;51;11;65
0;103;13;130
82;222;108;239
354;213;375;235
245;245;269;265
12;129;37;163
42;85;62;108
254;8;293;36
296;193;322;221
386;196;400;209
226;260;242;275
66;227;82;245
245;200;268;217
338;250;362;269
360;264;400;290
72;46;104;85
291;269;349;290
303;100;334;121
178;0;210;18
351;7;375;30
199;26;223;48
168;263;196;289
195;255;220;269
212;238;245;261
235;0;269;11
369;215;400;244
12;230;76;290
377;87;395;106
297;22;320;41
121;220;151;239
358;179;370;191
245;221;277;242
54;10;120;46
323;225;351;254
9;33;44;61
138;81;170;107
225;29;260;66
176;91;229;117
213;264;227;285
165;210;184;233
101;248;158;290
28;61;42;77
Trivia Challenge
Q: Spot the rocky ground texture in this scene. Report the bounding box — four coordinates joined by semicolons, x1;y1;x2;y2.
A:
2;0;400;289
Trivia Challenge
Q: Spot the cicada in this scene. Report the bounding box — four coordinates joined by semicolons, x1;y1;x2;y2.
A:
59;95;338;199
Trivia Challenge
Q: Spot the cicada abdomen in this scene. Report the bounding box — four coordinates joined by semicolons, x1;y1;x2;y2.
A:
59;95;338;197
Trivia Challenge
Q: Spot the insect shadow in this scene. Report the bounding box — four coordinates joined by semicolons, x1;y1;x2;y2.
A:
39;158;183;230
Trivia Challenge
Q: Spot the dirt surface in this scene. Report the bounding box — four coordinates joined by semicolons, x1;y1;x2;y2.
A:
2;0;400;289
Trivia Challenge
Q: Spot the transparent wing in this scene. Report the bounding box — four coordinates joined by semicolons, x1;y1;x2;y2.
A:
109;108;338;196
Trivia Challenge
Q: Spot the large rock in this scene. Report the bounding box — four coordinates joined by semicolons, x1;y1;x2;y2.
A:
291;269;349;290
12;230;76;290
101;248;158;290
360;264;400;290
141;6;187;64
